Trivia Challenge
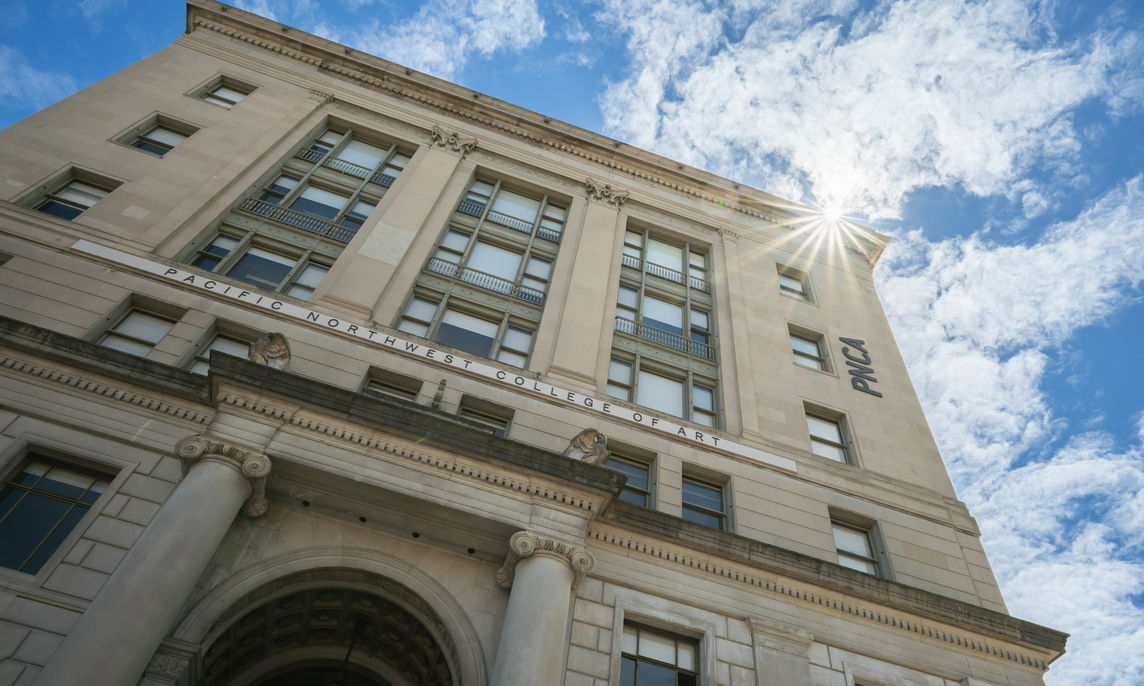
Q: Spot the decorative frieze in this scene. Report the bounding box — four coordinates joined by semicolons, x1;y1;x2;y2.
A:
430;125;477;155
585;178;630;207
174;435;272;517
496;531;595;590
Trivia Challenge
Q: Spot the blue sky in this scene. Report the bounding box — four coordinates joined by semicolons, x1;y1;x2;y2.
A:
2;1;1142;683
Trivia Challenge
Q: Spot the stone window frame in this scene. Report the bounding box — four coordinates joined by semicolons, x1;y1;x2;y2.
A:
608;598;720;686
360;367;424;402
188;74;257;109
829;508;893;580
788;323;832;373
87;295;188;362
776;263;814;303
681;466;730;532
803;402;859;466
603;442;657;509
0;433;133;585
620;621;701;684
114;113;200;157
22;166;123;222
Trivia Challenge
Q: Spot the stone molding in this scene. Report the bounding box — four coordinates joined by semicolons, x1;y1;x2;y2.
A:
430;125;477;155
748;615;814;657
585;178;630;207
0;352;211;425
217;391;603;514
589;526;1053;670
175;435;272;517
496;531;595;590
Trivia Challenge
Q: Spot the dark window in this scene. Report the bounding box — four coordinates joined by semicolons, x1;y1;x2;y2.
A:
605;455;651;507
0;456;112;574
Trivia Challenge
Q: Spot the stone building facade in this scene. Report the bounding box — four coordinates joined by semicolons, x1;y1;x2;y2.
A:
0;2;1065;685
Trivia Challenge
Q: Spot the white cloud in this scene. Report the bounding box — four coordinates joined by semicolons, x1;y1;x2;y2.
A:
77;0;126;19
599;0;1133;218
316;0;546;80
233;0;280;21
877;178;1144;685
0;46;78;111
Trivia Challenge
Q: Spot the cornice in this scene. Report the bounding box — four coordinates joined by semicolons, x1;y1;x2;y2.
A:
185;1;888;263
217;390;606;516
587;519;1065;669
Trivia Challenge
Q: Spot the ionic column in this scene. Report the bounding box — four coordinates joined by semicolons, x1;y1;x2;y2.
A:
490;531;595;685
35;436;270;686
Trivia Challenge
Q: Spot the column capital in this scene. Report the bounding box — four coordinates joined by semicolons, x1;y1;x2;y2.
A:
174;435;272;517
430;125;477;155
496;531;594;590
585;177;630;207
747;615;814;656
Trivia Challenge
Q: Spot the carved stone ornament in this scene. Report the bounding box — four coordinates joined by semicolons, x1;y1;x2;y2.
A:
430;125;477;155
562;428;609;466
143;653;190;682
496;531;595;590
248;332;291;370
175;435;272;517
585;178;630;207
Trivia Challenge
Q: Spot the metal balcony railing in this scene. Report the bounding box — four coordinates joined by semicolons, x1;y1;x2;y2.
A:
294;150;396;187
614;316;716;360
238;198;356;243
426;257;545;305
457;200;485;217
453;202;562;243
620;254;708;291
294;149;324;164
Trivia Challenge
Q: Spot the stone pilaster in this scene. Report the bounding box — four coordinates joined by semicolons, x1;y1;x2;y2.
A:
490;531;595;686
34;435;270;686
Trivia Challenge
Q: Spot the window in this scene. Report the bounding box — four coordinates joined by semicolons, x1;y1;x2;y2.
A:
456;177;568;242
604;449;653;507
682;475;726;530
832;520;884;577
188;331;251;375
183;125;411;297
612;224;719;427
621;624;698;686
790;329;828;371
100;309;177;357
188;234;331;299
457;396;513;438
607;357;717;427
199;77;254;108
777;265;812;302
33;173;119;220
806;411;852;464
362;369;423;401
397;295;535;367
120;116;198;157
0;455;112;574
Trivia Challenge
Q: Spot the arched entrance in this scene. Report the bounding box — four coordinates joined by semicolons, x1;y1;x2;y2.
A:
197;569;459;686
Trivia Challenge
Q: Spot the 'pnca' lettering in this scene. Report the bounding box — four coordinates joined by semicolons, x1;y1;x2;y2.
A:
839;337;883;398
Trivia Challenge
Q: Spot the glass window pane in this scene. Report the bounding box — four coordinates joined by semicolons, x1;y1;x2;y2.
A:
441;230;470;252
58;182;107;206
683;480;722;511
491;189;541;222
228;247;297;290
37;466;96;499
468;242;522;280
646;239;683;271
147;126;188;147
337;140;387;169
692;384;714;411
101;335;154;357
211;86;246;102
642;296;683;334
807;416;843;443
496;350;527;367
636;371;684;417
609;359;632;383
620;657;636;686
115;311;174;344
605;458;649;491
833;525;873;557
0;494;71;571
791;335;820;357
617;286;638;309
638;630;677;664
525;257;552;278
502;326;532;351
690;309;708;330
607;383;632;399
682;507;722;529
405;297;439;322
398;320;429;337
292;263;328;289
436;309;498;357
811;441;846;462
623;625;639;654
677;642;695;670
37;200;84;219
625;231;643;247
290;186;348;220
838;554;878;574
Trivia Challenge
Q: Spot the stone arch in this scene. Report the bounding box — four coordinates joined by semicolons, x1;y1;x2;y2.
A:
173;547;488;686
